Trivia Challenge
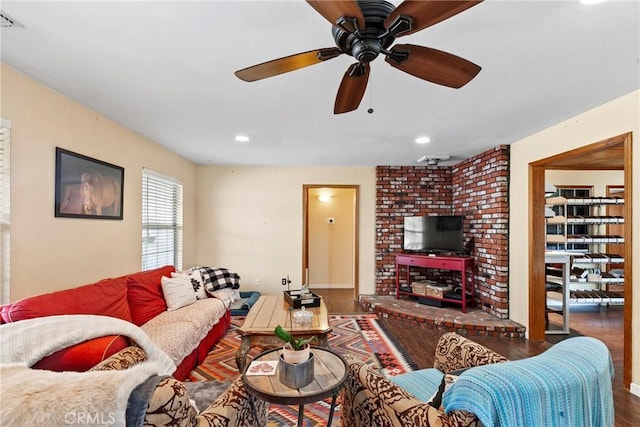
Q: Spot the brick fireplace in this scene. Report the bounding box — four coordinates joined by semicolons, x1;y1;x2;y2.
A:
375;146;510;318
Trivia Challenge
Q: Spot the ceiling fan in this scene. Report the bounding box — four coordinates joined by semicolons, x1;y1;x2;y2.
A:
235;0;483;114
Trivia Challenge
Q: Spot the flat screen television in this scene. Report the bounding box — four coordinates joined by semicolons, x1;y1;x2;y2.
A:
403;215;464;253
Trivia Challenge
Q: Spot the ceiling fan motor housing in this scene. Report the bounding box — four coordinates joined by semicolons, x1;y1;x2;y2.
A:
332;0;396;63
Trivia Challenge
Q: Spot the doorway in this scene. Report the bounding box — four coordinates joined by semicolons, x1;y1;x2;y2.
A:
529;132;633;389
302;185;359;302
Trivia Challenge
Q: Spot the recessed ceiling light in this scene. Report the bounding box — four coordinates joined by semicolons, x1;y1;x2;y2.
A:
580;0;607;4
234;135;250;143
415;136;431;144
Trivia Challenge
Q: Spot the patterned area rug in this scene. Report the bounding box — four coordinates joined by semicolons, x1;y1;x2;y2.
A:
188;314;417;426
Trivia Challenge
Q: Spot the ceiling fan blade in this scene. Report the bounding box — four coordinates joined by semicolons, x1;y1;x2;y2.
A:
385;44;481;88
306;0;365;33
235;48;341;82
385;1;483;37
334;62;370;114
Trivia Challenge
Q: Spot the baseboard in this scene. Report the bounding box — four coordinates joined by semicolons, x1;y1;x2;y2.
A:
631;382;640;398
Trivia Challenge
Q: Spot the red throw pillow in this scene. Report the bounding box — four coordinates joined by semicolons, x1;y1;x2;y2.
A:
127;265;175;325
32;335;129;372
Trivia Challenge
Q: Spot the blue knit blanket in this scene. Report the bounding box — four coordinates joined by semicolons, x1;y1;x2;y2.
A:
442;337;614;427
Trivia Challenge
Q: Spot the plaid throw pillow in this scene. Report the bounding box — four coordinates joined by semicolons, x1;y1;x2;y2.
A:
193;266;241;294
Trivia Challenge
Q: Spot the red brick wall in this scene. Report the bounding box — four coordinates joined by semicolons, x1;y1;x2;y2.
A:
375;146;510;318
452;146;510;318
375;166;453;296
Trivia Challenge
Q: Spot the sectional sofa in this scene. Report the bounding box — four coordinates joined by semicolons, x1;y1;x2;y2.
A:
0;265;270;426
0;265;230;380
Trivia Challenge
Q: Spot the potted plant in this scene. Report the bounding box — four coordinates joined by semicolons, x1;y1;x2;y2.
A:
274;325;315;364
274;325;316;389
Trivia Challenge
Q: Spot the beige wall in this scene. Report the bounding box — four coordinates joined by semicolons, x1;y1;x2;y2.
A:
2;64;197;300
546;170;624;195
194;166;375;296
308;187;355;288
510;90;639;388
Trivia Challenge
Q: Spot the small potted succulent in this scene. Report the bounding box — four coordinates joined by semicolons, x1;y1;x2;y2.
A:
274;325;316;364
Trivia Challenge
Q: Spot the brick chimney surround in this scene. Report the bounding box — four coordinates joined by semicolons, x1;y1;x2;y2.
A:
375;146;510;319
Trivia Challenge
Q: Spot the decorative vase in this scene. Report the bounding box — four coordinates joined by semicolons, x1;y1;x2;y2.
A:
278;351;314;389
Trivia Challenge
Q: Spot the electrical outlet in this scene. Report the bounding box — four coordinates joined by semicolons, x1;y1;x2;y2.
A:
282;278;287;286
256;278;260;286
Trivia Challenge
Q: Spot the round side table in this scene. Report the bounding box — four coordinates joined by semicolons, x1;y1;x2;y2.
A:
242;346;348;427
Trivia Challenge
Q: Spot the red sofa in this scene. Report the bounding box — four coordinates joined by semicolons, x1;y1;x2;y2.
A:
0;265;231;380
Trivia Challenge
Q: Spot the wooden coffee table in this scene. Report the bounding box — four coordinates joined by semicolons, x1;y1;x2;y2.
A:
235;294;331;371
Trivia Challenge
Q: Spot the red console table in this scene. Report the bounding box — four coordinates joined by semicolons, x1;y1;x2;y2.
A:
395;254;475;312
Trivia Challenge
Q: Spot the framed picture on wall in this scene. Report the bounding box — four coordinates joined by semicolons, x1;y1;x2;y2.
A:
54;147;124;219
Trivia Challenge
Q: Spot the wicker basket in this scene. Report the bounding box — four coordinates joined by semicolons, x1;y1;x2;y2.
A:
425;284;453;298
411;282;427;295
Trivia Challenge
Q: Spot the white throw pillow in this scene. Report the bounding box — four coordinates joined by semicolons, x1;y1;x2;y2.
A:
172;270;207;300
161;276;197;311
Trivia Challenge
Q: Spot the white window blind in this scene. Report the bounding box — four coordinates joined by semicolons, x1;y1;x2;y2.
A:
142;168;183;271
0;127;10;304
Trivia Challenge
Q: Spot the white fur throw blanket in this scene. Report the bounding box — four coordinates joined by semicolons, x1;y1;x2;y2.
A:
0;315;175;426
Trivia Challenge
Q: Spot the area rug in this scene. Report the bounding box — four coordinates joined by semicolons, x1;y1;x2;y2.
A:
188;314;417;426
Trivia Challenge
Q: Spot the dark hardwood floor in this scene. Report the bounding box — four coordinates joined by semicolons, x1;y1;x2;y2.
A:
313;288;640;426
314;288;366;314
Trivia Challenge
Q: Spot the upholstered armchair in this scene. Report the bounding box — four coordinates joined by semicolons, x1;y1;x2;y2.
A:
339;332;508;427
91;346;268;427
340;332;614;427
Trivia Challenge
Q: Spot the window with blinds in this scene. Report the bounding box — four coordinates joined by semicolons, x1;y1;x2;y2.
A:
142;169;183;271
0;127;10;304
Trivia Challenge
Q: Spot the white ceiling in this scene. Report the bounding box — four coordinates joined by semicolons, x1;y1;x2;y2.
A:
1;1;638;166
